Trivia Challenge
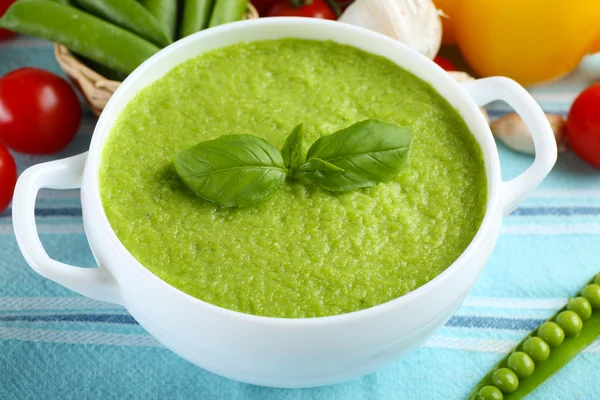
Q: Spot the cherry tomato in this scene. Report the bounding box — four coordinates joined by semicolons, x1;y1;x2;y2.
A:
566;84;600;168
0;143;16;214
252;0;280;16
0;68;81;155
0;0;18;41
267;0;337;20
433;56;456;71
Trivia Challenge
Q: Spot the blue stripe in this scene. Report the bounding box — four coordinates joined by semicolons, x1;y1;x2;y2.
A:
511;207;600;216
0;313;546;330
0;314;136;325
446;316;544;331
4;206;600;219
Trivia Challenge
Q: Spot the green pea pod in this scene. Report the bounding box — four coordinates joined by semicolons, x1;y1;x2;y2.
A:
468;273;600;400
179;0;215;39
0;0;160;75
208;0;247;28
47;0;74;5
73;0;172;47
140;0;178;40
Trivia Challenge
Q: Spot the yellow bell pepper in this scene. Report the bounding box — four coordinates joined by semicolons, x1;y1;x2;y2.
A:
454;0;600;86
432;0;459;45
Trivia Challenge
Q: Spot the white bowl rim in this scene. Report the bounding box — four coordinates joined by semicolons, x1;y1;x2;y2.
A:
86;17;501;326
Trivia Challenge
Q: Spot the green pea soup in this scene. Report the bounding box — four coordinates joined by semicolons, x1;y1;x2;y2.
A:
100;39;487;318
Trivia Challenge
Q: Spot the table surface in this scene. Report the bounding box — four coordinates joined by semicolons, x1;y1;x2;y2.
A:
1;36;599;400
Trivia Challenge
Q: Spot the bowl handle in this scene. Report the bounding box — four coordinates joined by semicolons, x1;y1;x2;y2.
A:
460;77;558;215
12;152;123;305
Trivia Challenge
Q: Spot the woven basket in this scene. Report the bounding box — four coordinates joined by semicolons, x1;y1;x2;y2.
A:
55;4;259;116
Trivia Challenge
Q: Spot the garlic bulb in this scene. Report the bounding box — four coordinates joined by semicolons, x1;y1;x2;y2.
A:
491;113;566;155
339;0;442;59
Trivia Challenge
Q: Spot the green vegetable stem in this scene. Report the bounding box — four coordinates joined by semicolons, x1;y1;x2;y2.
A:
173;120;412;208
74;0;172;47
208;0;247;28
469;272;600;400
0;0;160;75
179;0;215;39
140;0;178;40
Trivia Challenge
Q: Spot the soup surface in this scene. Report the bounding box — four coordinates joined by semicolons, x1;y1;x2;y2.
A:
100;39;487;318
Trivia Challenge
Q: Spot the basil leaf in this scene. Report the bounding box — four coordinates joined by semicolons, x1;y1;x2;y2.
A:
305;120;411;191
296;157;344;184
174;134;287;208
281;123;305;170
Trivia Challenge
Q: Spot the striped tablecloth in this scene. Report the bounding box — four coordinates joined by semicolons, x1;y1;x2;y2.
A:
1;36;599;399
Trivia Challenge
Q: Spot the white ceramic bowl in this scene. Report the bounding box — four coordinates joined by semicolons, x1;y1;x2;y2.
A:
12;18;557;388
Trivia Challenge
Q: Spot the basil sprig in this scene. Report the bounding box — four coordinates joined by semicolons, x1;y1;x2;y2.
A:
174;120;411;208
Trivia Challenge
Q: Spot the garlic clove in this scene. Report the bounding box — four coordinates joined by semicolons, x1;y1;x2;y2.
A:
491;113;565;155
339;0;442;59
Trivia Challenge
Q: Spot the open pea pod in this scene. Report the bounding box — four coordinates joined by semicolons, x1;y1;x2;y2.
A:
0;0;160;75
469;273;600;400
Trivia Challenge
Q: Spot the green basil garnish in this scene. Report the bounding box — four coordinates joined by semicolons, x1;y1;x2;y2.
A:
305;120;411;191
296;157;345;185
281;123;305;171
174;120;412;208
173;134;287;208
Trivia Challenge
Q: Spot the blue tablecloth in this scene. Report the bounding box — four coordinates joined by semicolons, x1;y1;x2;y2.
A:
1;36;599;399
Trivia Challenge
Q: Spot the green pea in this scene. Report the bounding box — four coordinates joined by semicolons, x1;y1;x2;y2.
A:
567;297;593;321
492;368;519;393
582;284;600;308
507;351;535;378
595;273;600;285
522;337;550;362
537;322;565;348
478;385;504;400
556;310;583;337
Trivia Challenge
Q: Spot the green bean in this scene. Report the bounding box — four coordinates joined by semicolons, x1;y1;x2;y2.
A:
208;0;247;28
140;0;178;40
0;0;159;75
179;0;215;39
74;0;172;47
468;272;600;400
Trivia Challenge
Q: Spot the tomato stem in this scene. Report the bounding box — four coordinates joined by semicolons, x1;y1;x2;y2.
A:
289;0;313;8
323;0;341;17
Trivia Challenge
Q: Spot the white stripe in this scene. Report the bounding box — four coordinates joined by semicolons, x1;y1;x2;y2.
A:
501;224;600;235
0;297;122;311
424;336;600;353
462;297;566;310
0;327;162;348
1;327;597;354
0;224;84;235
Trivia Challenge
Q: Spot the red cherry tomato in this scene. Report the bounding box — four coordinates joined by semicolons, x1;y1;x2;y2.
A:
0;143;16;214
0;0;18;41
566;84;600;168
252;0;280;16
433;56;456;71
267;0;337;20
0;68;81;155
